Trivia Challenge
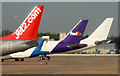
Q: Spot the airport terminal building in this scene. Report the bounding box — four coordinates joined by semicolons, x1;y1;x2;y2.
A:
78;43;117;54
96;43;116;50
95;43;117;54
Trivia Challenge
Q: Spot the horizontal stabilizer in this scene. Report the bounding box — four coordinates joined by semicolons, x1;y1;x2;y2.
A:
24;38;40;46
95;39;109;45
67;44;87;49
41;36;50;40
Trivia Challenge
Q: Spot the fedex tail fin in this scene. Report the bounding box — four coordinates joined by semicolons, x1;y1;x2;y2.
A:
86;18;114;41
0;5;44;40
62;20;88;44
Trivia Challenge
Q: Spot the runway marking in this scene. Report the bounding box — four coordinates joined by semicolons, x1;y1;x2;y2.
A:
52;70;74;74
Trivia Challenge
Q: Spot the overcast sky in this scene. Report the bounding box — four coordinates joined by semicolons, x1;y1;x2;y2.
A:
2;2;119;37
1;0;120;2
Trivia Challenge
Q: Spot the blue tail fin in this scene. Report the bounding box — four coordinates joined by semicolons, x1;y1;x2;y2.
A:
62;20;88;44
30;39;49;57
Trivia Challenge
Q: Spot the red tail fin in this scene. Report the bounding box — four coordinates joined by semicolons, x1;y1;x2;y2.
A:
0;5;44;40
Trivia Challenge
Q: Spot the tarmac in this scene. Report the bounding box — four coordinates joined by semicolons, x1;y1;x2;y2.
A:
1;55;119;75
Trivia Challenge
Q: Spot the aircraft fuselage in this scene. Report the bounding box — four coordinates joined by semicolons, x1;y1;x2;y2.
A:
0;39;38;56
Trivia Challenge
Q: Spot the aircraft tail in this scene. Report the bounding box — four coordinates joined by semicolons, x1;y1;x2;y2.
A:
62;20;88;44
0;5;44;40
86;18;114;42
30;38;49;57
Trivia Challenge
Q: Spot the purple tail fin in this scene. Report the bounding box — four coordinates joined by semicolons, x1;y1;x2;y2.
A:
62;20;88;44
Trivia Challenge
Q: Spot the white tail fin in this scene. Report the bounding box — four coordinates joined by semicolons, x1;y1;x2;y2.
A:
87;18;114;41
